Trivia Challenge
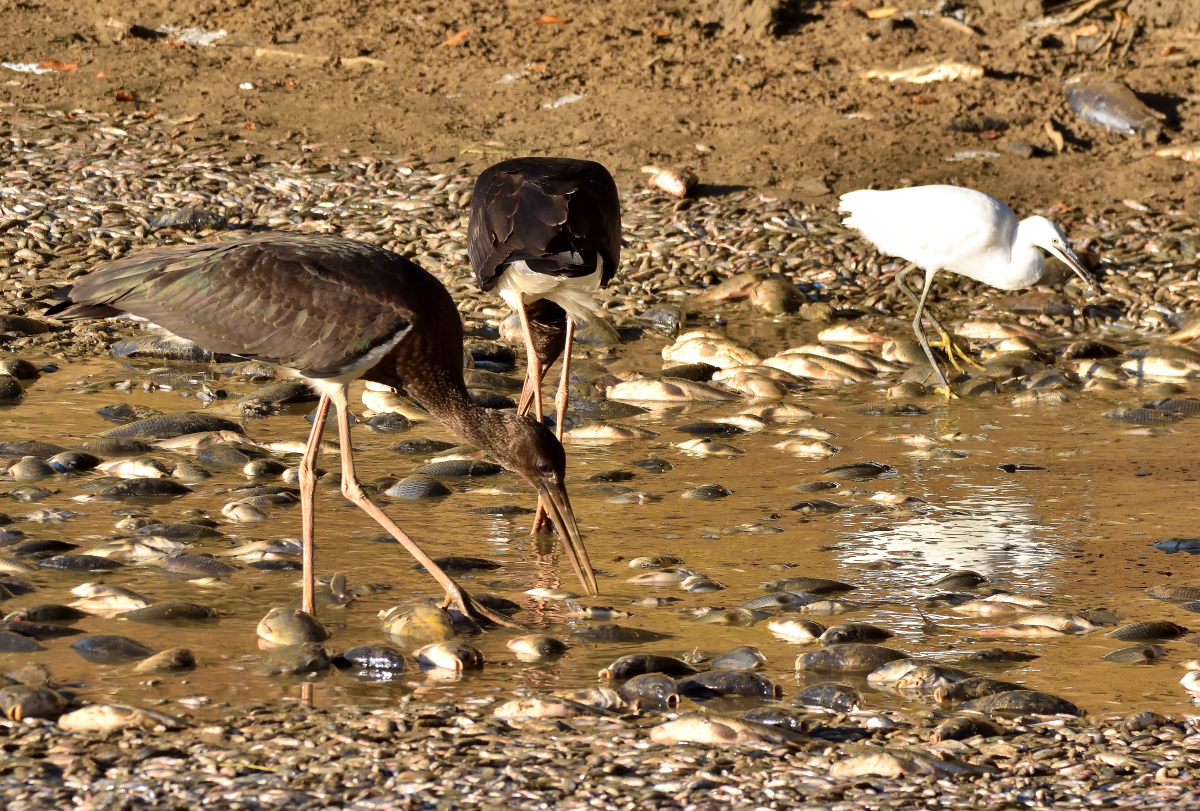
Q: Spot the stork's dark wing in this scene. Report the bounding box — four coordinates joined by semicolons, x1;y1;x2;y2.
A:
47;233;426;378
468;157;622;292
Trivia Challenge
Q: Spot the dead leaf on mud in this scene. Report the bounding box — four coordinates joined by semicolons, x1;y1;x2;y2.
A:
438;29;469;48
535;15;570;24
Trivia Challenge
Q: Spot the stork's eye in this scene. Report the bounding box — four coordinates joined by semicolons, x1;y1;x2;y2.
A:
536;459;554;476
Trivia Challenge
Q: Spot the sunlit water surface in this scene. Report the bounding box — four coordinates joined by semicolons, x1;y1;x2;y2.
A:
2;314;1198;719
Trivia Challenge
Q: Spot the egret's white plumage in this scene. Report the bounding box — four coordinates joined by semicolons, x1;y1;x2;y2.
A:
839;184;1101;393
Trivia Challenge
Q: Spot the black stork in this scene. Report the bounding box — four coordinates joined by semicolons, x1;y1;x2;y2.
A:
467;157;621;438
46;232;599;624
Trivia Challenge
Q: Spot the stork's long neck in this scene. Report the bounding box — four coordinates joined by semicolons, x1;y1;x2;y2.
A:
401;364;508;457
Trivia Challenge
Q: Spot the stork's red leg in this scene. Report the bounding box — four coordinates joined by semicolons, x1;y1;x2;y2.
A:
328;385;522;629
514;299;544;422
298;394;330;616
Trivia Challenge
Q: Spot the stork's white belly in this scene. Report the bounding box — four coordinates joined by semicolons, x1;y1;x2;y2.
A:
495;258;603;323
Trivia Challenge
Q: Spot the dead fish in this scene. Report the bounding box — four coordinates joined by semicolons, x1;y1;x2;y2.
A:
962;648;1040;664
795;644;908;673
1102;645;1168;664
691;607;764;626
820;623;893;645
98;457;171;479
662;336;762;369
893;665;974;693
58;703;186;732
792;683;863;712
763;577;855;594
133;648;197;674
798;599;864;616
933;716;1004;741
618;672;680;709
3;604;89;624
606;378;737;403
117;603;217;623
572;624;671;644
627;567;694;585
710;646;767;671
0;685;68;720
866;658;932;688
768;617;826;643
678;670;781;699
822;462;894;481
628;555;683;570
1107;621;1189;641
70;634;155;664
1146;585;1200;601
492;697;586;721
379;602;455;648
414;640;483;672
257;642;334;677
649;713;801;746
1065;78;1164;137
506;635;567;661
788;499;849;515
862;61;983;83
156;553;239;578
959;689;1081;717
69;584;152;613
935;677;1026;704
774;439;839;458
257;607;329;646
641;165;697;197
565;423;660;441
599;654;697;680
101;413;243;440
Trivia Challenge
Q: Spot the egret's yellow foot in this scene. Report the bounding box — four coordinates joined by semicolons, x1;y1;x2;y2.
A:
930;328;985;371
934;384;959;400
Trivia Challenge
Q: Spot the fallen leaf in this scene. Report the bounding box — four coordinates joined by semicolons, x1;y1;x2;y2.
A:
1073;23;1100;37
37;60;77;71
646;29;671;38
535;15;569;24
114;90;134;102
1161;44;1180;56
1043;120;1064;153
1045;202;1071;217
978;129;1001;140
1114;10;1132;24
865;7;898;19
96;72;107;78
438;28;469;48
244;122;257;130
909;94;937;104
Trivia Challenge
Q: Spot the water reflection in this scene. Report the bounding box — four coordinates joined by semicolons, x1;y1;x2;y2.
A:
841;479;1059;584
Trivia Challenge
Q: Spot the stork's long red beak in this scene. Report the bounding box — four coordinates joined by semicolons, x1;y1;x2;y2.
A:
535;479;597;596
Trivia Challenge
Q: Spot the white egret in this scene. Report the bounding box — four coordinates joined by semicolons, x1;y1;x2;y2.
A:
839;185;1101;393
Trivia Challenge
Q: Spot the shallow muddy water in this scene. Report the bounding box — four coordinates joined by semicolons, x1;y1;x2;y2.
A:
2;313;1199;721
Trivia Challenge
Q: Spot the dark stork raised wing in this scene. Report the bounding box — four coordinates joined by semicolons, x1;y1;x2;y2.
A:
47;233;418;380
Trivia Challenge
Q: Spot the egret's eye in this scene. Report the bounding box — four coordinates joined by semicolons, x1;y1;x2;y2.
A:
536;459;554;476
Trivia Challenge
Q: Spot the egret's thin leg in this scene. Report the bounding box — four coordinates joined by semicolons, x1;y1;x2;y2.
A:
514;300;544;422
328;385;521;629
895;264;982;371
298;394;330;616
911;269;953;394
532;316;576;534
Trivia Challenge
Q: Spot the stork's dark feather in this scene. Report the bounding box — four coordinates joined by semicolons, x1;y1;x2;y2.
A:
46;233;455;381
468;157;621;293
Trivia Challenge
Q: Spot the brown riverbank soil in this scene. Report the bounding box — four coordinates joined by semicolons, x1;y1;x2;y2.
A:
1;0;1198;214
